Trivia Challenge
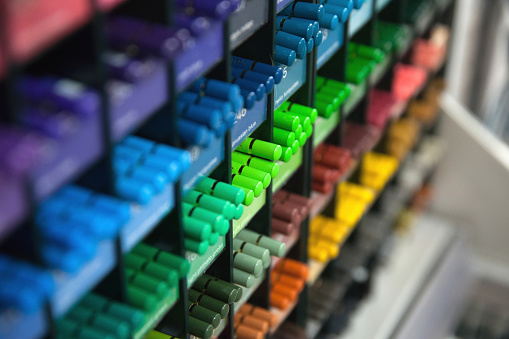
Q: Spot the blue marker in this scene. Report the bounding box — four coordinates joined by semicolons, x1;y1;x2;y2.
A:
232;77;266;101
231;68;274;94
287;17;320;38
275;46;297;66
225;111;236;129
276;16;314;40
315;30;324;47
41;246;88;274
323;4;350;22
191;78;241;103
142;154;181;182
153;144;192;171
54;186;92;204
353;0;364;9
240;90;257;110
275;31;307;59
231;56;284;84
0;278;44;312
306;38;315;53
178;119;213;147
90;195;131;224
179;92;233;120
327;0;354;13
177;102;223;130
116;175;156;205
280;2;324;21
319;12;340;29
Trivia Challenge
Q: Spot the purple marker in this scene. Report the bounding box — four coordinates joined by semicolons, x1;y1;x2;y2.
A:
19;77;100;118
175;13;211;36
175;0;236;20
103;52;155;83
0;128;49;175
21;108;78;139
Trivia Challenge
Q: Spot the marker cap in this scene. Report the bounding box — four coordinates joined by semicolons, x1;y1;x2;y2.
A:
234;204;244;220
132;243;190;278
185;238;209;255
195;177;245;205
237;138;282;161
189;317;214;339
274;111;300;131
232;152;280;178
233;268;255;288
188;289;229;318
178;119;212;147
319;12;340;29
314;100;334;118
314;30;323;47
279;146;293;162
127;285;157;311
189;304;221;328
273;127;296;147
231;56;284;84
233;251;263;277
193;276;238;303
240;89;257;109
183;203;228;235
236;229;286;257
274;46;296;66
232;174;263;197
233;78;266;101
233;238;271;269
183;216;212;242
277;16;314;40
115;176;154;205
280;102;318;123
184;190;237;220
232;161;271;189
306;37;315;53
291;139;300;154
127;269;170;296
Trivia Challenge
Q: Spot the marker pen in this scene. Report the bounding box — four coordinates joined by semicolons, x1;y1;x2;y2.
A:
89;194;131;224
176;102;222;130
270;291;290;310
280;2;325;21
274;111;301;131
273;127;296;147
275;45;297;66
271;271;304;291
20;77;100;117
272;218;295;235
115;159;168;193
272;283;298;300
274;259;308;280
316;93;340;110
286;17;319;38
272;202;300;224
235;323;264;339
235;204;244;220
237;137;282;161
42;246;88;273
275;31;307;58
81;294;145;331
323;4;350;23
233;268;255;288
185;238;209;255
305;124;313;138
232;152;280;178
38;222;96;257
308;246;328;262
178;119;213;147
232;174;263;197
279;146;293;162
125;253;179;284
64;205;119;238
208;232;219;246
291;139;300;154
232;161;271;189
277;110;311;131
103;52;154;83
193;275;238;304
194;177;246;205
188;289;229;319
314;30;323;47
191;78;241;103
184;190;237;220
232;57;284;84
233;239;271;269
239;304;277;326
233;251;263;277
314;100;334;118
231;68;274;94
0;279;44;312
179;92;232;120
126;268;169;297
132;244;190;278
189;316;213;339
293;124;303;138
351;43;386;62
236;229;286;257
316;77;352;96
175;13;210;36
21;108;78;140
189;303;221;329
183;216;212;242
232;77;266;101
318;85;348;103
276;16;314;40
236;314;269;333
67;306;131;337
123;136;191;170
280;102;318;123
56;318;114;339
240;89;257;109
319;12;340;29
183;203;229;235
353;0;364;9
306;38;315;54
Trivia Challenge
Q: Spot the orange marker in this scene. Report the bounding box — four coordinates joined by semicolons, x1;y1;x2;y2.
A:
272;283;298;300
270;291;291;310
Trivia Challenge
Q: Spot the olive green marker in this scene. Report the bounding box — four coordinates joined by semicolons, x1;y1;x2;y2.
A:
81;294;145;332
234;203;244;220
232;174;263;197
184;190;236;220
280;102;318;123
237;137;282;161
133;243;189;278
188;289;229;319
189;304;221;328
232;284;243;302
183;216;212;242
279;146;293;162
291;139;300;154
274;111;301;131
67;306;131;338
126;268;169;297
193;275;238;303
236;229;286;257
125;253;179;284
233;238;271;268
182;202;229;236
233;251;263;277
273;127;296;147
232;152;279;178
194;177;245;205
185;238;209;255
189;316;213;339
208;232;219;246
232;161;271;189
233;268;255;288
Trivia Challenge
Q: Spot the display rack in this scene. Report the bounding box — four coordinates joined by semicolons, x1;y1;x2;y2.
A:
0;0;457;338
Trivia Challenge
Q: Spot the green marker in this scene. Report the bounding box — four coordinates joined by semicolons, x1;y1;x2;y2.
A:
189;304;221;328
232;174;263;197
237;186;255;206
233;238;271;269
274;111;301;131
237;137;282;161
125;253;179;284
126;268;169;297
232;152;279;178
316;77;352;97
232;284;243;302
319;86;348;103
298;132;307;146
183;216;212;242
127;285;158;312
280;102;318;123
346;64;370;84
67;306;131;338
278;109;311;131
182;202;229;235
188;289;229;319
194;177;245;205
351;43;386;62
81;294;145;332
232;161;271;189
233;251;263;277
316;93;340;110
305;124;313;138
279;146;293;162
57;319;116;339
315;100;334;118
146;331;177;339
294;124;303;137
233;268;254;288
274;127;296;147
193;275;238;304
189;317;213;339
236;229;286;257
184;190;236;220
291;139;300;154
234;203;244;220
133;243;189;278
185;238;209;255
208;232;219;245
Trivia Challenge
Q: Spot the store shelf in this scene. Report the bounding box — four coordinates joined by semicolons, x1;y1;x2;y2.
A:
349;0;374;38
186;236;226;287
272;148;304;192
269;299;299;335
233;191;267;238
313;109;341;149
274;57;307;110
